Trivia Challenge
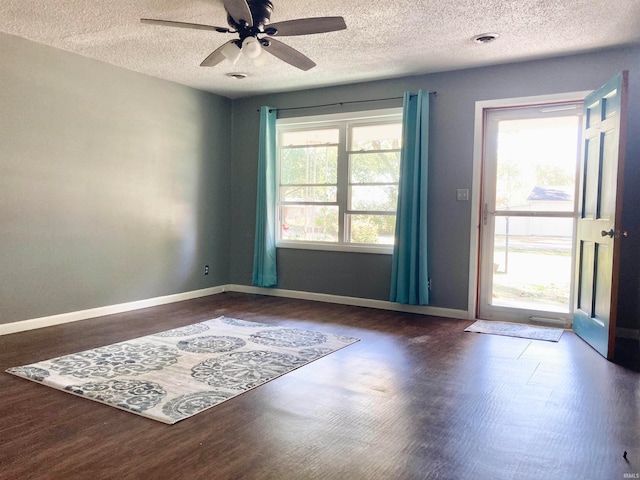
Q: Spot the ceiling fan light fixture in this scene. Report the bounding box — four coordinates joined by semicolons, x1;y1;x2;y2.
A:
472;33;499;44
242;36;262;59
221;42;242;64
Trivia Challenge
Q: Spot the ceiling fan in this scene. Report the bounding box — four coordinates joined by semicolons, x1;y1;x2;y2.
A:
141;0;346;71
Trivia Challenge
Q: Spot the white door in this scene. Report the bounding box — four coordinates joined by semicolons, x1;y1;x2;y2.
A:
478;102;583;325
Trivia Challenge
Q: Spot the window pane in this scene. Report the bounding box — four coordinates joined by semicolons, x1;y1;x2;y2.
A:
492;217;573;312
277;110;403;248
350;185;398;211
281;146;337;185
280;205;339;242
280;186;337;202
350;123;402;151
496;116;579;212
281;129;339;146
347;214;396;244
350;152;400;183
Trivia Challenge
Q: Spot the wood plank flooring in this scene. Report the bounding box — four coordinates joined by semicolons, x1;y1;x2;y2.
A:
1;292;639;480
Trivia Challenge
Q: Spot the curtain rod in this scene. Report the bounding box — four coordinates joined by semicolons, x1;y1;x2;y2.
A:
258;91;437;113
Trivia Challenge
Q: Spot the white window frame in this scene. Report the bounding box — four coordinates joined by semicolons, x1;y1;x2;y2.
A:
276;108;403;254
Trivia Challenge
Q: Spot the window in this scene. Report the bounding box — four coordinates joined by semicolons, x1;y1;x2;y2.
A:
276;108;402;253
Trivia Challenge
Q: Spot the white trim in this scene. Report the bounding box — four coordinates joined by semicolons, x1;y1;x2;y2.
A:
468;99;485;320
468;90;591;322
276;242;393;255
277;107;403;126
1;284;468;336
473;91;591;111
227;284;468;319
0;286;226;336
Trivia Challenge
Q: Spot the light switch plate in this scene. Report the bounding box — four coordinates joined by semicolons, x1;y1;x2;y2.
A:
456;189;469;201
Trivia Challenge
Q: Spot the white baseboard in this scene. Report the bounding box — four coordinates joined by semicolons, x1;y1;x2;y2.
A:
0;284;468;336
226;284;468;320
0;286;226;336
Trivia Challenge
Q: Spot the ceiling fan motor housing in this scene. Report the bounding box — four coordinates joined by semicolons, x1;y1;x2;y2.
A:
227;0;273;31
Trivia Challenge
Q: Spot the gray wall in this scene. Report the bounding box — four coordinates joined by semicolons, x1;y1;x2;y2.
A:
0;33;232;324
230;46;640;327
2;32;637;331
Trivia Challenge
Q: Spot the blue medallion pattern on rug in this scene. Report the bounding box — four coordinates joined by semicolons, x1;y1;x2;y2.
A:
6;366;50;382
191;350;305;390
6;316;360;424
335;334;359;344
65;379;166;413
50;343;180;379
221;317;273;328
177;336;246;354
295;347;335;361
162;391;232;421
250;328;328;348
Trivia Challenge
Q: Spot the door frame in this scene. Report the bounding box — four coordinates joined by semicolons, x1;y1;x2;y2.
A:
468;91;592;321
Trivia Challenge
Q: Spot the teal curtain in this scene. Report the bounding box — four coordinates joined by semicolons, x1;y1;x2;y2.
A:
390;91;430;305
252;106;278;287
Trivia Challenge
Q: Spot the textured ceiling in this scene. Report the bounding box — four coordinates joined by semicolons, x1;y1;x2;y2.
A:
2;0;639;98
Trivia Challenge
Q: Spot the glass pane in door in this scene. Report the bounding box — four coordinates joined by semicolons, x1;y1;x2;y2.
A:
492;217;574;312
496;116;579;213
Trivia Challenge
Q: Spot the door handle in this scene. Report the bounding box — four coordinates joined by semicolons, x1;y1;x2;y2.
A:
483;204;496;226
601;229;628;238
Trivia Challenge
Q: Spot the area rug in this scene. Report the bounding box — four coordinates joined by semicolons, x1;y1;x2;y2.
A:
6;316;359;424
464;320;563;342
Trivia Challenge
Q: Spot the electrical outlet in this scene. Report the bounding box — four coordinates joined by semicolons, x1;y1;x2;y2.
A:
204;265;209;275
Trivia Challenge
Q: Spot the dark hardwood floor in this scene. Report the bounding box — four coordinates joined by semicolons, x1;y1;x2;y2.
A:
1;292;638;479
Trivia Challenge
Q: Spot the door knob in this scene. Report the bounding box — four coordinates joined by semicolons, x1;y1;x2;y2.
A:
601;229;628;238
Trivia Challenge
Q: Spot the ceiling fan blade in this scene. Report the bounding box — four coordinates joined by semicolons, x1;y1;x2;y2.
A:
263;38;316;71
223;0;253;27
200;41;235;67
141;18;229;33
266;17;347;36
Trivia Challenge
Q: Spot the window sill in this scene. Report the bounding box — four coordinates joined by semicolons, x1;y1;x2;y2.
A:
276;241;393;255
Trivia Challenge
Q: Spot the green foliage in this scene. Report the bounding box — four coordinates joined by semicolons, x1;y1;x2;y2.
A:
351;123;402;151
314;206;339;239
281;206;338;242
282;186;337;202
281;146;337;185
350;215;396;244
535;164;574;187
350;152;400;183
350;185;399;211
351;216;379;243
496;161;524;208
